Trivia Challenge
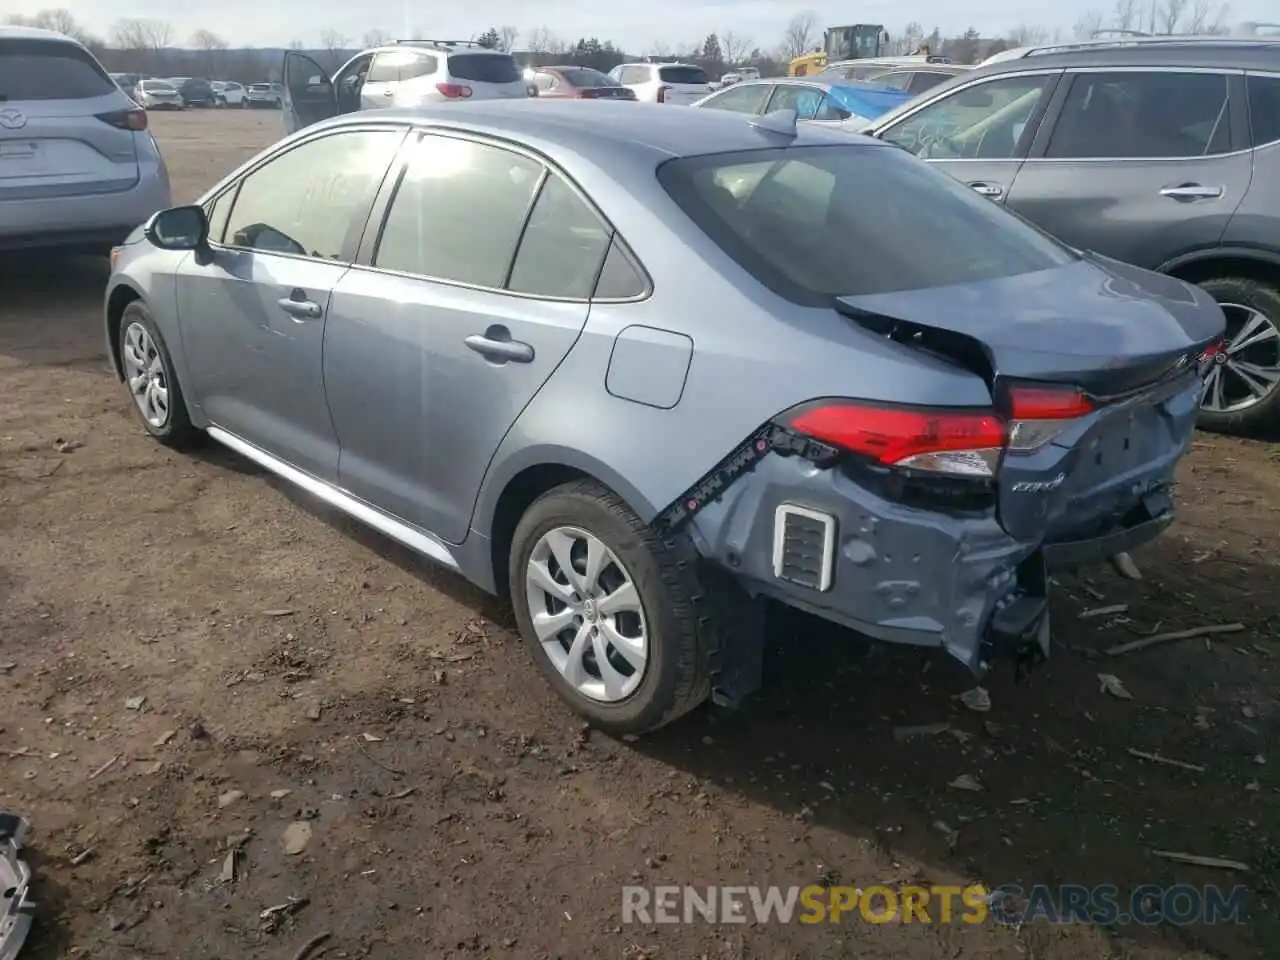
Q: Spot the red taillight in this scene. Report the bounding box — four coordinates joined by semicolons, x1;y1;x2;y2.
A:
656;85;671;103
1006;385;1093;420
1004;384;1094;452
1198;339;1226;366
786;401;1006;477
436;82;472;99
96;108;148;131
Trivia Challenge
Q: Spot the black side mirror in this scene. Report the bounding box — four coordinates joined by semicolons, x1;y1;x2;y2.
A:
146;205;208;251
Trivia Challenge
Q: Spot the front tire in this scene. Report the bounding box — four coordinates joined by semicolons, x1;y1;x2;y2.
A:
509;479;715;735
1195;276;1280;437
118;301;200;449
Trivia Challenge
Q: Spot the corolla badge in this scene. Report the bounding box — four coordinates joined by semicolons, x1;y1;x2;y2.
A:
0;108;27;129
1012;472;1066;493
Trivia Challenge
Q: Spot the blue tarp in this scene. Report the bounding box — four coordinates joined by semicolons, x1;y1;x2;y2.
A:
826;82;914;120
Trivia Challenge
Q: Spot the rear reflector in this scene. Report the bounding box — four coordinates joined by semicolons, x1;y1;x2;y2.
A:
436;82;472;99
785;400;1006;477
96;108;148;131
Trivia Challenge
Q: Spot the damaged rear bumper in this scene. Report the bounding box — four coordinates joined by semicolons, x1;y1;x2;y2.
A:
0;814;33;960
685;449;1174;679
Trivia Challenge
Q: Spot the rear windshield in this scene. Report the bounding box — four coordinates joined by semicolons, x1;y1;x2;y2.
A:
447;53;521;84
657;144;1075;305
141;81;176;92
658;65;709;85
0;38;114;101
563;67;617;87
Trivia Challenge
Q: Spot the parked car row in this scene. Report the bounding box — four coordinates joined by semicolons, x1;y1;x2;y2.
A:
110;70;281;109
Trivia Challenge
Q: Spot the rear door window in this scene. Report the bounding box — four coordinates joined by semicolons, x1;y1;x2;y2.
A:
657;144;1075;305
1247;74;1280;147
447;53;520;84
373;134;542;287
658;65;708;85
0;37;115;100
1046;71;1231;159
765;85;826;119
507;174;611;299
701;84;771;114
879;74;1053;160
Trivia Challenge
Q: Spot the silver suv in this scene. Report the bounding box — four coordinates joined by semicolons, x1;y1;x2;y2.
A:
865;36;1280;436
0;26;171;253
283;40;528;133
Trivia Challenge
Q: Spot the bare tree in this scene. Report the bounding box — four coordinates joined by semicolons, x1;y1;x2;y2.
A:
648;40;671;57
1157;0;1189;32
6;8;97;44
1008;24;1050;45
363;29;392;47
498;25;518;52
190;29;228;51
1185;0;1229;32
320;29;349;69
1072;9;1106;38
720;29;752;65
112;17;171;50
781;10;818;59
1111;0;1140;31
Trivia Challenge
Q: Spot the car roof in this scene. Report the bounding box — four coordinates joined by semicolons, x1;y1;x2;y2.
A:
0;24;79;42
365;41;513;57
617;61;701;69
313;99;882;162
975;37;1280;71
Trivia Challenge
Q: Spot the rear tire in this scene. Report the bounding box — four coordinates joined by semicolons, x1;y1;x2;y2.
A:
1195;276;1280;438
508;479;719;736
117;301;201;450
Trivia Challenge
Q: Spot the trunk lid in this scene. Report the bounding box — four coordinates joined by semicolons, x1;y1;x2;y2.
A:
0;36;139;202
0;94;140;202
446;53;528;100
657;66;712;104
835;256;1224;542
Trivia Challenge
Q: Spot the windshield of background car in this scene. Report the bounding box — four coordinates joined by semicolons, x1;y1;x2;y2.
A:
659;65;709;84
447;53;521;83
0;38;115;100
657;144;1077;305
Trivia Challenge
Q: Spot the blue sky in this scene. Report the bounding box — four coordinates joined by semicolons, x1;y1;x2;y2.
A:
59;0;1276;51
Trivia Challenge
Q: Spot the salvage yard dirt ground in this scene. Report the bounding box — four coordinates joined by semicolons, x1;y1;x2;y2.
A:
3;109;1280;960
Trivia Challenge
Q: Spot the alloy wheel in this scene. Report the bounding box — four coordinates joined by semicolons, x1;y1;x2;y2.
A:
1202;303;1280;413
121;322;170;429
524;526;648;703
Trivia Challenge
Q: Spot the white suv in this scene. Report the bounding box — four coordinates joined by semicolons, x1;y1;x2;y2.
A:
608;62;713;105
283;40;528;133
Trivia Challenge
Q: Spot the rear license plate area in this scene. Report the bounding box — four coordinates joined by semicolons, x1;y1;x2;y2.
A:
0;142;37;161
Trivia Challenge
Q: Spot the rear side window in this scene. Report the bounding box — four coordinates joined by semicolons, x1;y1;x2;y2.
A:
659;66;708;85
0;38;114;100
1047;71;1231;159
657;144;1075;305
702;84;771;114
369;50;437;82
1248;74;1280;147
447;53;520;84
562;68;616;87
374;134;542;287
507;175;611;298
618;65;651;84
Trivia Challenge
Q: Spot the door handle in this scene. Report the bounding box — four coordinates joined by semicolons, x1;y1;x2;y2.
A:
465;330;534;363
381;89;394;96
1159;183;1223;201
967;181;1004;199
277;289;322;320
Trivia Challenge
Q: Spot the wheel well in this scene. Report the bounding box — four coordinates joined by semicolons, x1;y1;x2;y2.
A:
105;285;142;378
488;463;590;597
1166;255;1280;291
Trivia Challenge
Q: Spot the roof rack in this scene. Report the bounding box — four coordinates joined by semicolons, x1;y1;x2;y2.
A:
1013;34;1280;58
394;38;487;48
